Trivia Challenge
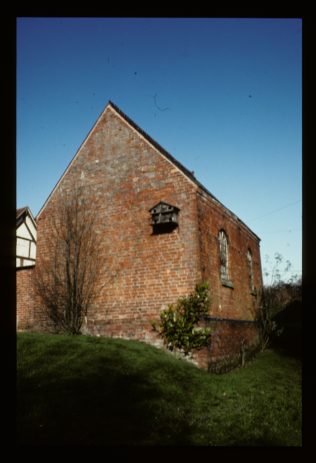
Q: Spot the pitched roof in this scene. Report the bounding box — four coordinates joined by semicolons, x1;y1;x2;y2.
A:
108;101;203;188
16;206;36;228
37;100;260;241
16;207;28;220
108;101;260;241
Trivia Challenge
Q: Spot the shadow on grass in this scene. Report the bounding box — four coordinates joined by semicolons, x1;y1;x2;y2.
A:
17;345;194;446
271;300;302;360
233;436;288;447
17;334;302;446
270;323;301;360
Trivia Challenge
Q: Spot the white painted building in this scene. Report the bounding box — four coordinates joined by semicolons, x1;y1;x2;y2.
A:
16;207;37;268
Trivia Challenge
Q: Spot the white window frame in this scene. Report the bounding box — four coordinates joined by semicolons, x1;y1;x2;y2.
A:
218;229;233;287
247;249;255;294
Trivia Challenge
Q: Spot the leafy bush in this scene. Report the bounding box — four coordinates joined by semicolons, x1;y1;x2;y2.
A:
153;282;212;356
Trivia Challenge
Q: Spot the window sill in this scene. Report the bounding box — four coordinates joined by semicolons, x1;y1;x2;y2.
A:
221;279;234;289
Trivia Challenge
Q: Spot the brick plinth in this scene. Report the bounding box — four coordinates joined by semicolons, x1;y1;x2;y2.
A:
192;318;261;372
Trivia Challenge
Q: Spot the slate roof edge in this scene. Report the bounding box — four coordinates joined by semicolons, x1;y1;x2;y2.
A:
16;207;28;220
16;206;36;228
34;99;260;242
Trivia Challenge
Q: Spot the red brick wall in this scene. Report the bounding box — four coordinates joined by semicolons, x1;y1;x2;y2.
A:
16;104;263;369
17;268;34;330
33;106;201;340
17;267;44;331
197;190;262;321
192;319;261;372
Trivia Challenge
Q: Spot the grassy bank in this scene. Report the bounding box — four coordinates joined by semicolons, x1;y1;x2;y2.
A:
17;333;301;446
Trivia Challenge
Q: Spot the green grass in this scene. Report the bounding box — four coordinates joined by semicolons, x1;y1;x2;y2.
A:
17;333;302;446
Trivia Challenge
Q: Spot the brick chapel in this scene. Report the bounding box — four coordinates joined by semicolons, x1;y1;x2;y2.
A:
17;101;263;371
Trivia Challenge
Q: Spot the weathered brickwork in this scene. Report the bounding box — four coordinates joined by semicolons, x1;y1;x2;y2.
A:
17;101;263;370
16;267;51;331
17;268;34;330
197;190;263;321
192;319;261;372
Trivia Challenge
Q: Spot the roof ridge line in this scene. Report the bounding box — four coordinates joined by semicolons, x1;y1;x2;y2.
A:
108;101;199;180
35;99;260;241
108;101;260;241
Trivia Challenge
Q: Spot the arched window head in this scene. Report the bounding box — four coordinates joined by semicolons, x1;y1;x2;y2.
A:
247;249;255;292
218;230;229;281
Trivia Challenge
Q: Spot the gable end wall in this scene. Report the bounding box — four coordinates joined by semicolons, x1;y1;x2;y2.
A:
17;103;263;369
33;106;202;343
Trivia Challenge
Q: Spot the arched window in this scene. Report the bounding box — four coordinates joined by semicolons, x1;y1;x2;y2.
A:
247;249;255;293
218;230;229;281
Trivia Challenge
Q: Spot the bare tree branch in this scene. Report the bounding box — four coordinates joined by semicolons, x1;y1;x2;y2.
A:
34;183;103;334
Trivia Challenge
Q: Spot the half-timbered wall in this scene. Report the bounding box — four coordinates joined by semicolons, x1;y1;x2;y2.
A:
16;209;37;268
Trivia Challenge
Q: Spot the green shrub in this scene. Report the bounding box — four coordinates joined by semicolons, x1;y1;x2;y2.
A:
153;282;212;356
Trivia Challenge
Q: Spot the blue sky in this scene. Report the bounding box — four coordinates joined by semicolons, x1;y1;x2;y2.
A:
16;17;302;283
